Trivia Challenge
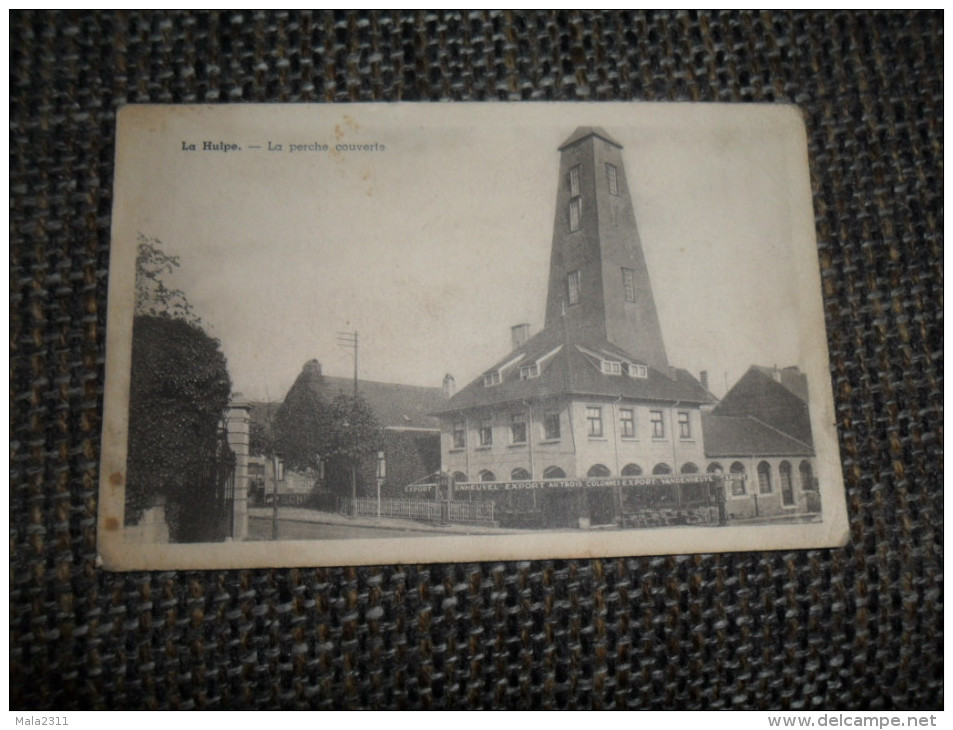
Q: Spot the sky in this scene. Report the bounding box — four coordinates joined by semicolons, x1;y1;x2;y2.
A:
111;103;827;403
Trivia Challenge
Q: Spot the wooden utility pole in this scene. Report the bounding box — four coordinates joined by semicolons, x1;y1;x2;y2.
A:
337;331;359;515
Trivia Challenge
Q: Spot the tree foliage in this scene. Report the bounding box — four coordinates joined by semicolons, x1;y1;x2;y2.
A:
126;315;233;540
134;233;198;322
275;371;383;497
125;236;234;542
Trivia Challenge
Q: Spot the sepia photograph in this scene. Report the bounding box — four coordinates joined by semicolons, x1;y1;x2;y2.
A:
98;103;847;569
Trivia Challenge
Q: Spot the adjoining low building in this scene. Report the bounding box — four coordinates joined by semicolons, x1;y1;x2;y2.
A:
702;365;820;520
254;360;448;506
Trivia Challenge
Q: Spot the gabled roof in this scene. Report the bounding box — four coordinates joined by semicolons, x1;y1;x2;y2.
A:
702;413;814;458
321;375;447;431
713;365;813;447
285;360;447;431
439;326;711;413
558;126;623;151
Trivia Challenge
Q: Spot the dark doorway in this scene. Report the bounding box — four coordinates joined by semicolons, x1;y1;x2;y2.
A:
541;490;578;528
587;487;616;526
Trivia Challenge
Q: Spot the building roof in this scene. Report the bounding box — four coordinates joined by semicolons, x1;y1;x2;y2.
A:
321;375;447;431
439;326;711;413
712;365;814;447
284;360;447;431
702;413;814;458
558;126;623;150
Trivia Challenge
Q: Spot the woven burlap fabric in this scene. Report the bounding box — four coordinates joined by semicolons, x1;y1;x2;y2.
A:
10;11;942;709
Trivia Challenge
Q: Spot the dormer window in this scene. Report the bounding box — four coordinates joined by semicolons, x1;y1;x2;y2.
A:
627;363;648;379
519;363;539;380
483;371;501;387
601;360;622;375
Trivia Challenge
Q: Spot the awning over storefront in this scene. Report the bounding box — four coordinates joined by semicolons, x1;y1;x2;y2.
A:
405;474;738;494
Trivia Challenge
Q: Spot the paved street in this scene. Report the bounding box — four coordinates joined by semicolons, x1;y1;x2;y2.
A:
248;516;443;541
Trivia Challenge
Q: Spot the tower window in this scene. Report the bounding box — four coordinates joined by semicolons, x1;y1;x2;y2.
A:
567;270;581;306
622;267;635;302
568;197;582;231
568;165;582;231
568;165;581;196
606;163;619;196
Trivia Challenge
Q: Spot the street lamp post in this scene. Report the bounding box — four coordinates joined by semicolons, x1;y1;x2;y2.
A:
376;450;386;522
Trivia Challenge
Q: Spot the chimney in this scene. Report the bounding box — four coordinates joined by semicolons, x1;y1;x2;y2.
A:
700;371;709;391
511;323;531;350
773;364;781;382
442;373;456;397
303;359;323;377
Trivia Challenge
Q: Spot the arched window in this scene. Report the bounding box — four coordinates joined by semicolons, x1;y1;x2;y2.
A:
680;462;699;474
511;468;531;481
652;463;672;475
799;461;815;491
621;463;643;476
707;462;724;474
479;469;496;482
543;466;566;479
587;464;611;478
757;461;773;494
779;461;795;506
730;461;746;496
452;471;468;484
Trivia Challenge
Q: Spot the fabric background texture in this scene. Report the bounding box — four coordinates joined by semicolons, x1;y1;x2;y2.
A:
9;11;942;709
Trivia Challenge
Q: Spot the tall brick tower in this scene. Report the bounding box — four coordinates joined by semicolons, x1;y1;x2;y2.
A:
544;127;670;376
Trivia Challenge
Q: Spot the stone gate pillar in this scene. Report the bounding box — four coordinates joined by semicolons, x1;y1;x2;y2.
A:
227;396;252;541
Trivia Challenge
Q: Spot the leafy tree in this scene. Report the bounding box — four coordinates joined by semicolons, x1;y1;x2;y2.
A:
134;233;198;322
125;235;234;542
275;363;383;499
125;315;233;541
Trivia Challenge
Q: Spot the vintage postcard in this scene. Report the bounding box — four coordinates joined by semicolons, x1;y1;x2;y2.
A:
98;103;847;570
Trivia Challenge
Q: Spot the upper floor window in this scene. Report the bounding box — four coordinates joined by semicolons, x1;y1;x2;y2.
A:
650;410;665;438
567;270;581;306
543;411;561;440
627;363;648;379
511;413;527;444
483;370;501;387
606;163;619;196
622;267;636;302
586;406;603;438
619;408;635;438
678;411;691;439
758;461;773;494
519;363;539;380
601;359;622;375
452;421;466;449
479;418;493;447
